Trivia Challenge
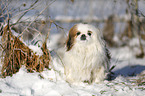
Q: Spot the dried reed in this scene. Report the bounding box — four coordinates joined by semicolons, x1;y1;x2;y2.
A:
1;25;51;77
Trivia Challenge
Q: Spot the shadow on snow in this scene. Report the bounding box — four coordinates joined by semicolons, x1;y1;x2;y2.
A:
107;65;145;81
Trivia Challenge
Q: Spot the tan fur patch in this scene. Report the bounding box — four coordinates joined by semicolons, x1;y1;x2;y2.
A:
66;24;78;51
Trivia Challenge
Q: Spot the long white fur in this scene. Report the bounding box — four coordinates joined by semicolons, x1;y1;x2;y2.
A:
63;23;109;84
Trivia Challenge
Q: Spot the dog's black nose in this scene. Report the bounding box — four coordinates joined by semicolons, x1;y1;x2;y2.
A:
81;34;86;40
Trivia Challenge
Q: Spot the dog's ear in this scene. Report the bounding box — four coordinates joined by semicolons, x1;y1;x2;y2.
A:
66;25;77;51
66;35;74;51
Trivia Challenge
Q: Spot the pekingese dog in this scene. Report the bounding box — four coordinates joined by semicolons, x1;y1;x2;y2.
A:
63;23;110;84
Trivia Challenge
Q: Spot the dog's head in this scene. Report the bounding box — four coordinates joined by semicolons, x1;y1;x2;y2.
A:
66;23;102;51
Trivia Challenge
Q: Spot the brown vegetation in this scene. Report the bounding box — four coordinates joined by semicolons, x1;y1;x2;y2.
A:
103;15;115;47
1;24;51;77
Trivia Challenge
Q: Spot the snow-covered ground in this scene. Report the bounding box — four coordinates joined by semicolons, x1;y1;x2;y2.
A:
1;0;145;95
0;33;145;96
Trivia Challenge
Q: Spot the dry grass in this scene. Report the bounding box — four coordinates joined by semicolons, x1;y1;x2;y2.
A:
1;24;51;77
136;71;145;86
127;71;145;90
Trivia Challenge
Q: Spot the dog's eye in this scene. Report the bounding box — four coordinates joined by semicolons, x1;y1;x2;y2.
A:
87;31;92;36
76;32;81;36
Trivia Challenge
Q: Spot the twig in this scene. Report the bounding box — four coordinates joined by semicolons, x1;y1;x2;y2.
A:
0;24;4;35
17;0;56;38
11;0;39;26
45;18;52;43
30;28;42;44
49;50;65;81
1;0;12;14
53;50;64;68
49;19;67;37
0;44;4;49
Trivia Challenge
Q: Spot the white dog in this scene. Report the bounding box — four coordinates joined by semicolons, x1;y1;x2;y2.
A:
63;23;110;84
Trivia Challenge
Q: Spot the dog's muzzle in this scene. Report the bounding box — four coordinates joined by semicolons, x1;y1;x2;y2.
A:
81;34;86;40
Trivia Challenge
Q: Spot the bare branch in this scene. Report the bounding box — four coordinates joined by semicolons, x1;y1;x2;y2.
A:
11;0;39;26
18;0;56;38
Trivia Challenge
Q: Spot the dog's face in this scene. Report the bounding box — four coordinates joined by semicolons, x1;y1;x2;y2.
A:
76;25;92;43
66;23;99;51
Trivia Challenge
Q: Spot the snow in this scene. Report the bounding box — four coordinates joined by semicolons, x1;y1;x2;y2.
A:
0;33;145;96
29;45;43;56
1;69;144;96
1;0;145;95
